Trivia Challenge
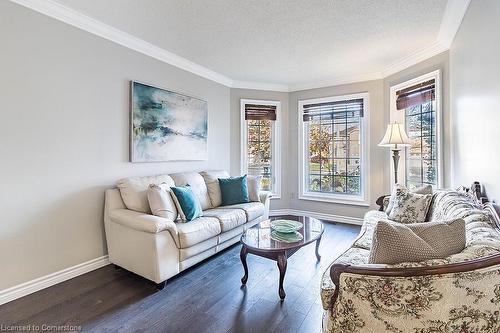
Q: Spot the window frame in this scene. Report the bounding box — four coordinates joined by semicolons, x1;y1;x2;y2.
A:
240;99;281;198
298;92;370;206
389;70;443;188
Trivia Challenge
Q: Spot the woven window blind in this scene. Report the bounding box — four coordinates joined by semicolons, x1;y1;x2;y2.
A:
244;104;277;121
396;79;435;110
302;98;364;122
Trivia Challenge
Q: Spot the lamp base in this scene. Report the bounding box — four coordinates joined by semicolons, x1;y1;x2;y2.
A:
392;149;401;184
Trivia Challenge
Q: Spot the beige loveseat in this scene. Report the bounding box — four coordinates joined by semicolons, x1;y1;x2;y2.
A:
321;183;500;333
104;171;271;287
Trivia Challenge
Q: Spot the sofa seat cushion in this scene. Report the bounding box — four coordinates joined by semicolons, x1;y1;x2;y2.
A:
175;217;221;248
203;208;247;232
219;202;265;221
170;172;212;210
117;174;175;213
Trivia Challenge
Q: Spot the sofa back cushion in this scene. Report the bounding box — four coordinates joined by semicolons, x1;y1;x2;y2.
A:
170;172;212;210
200;170;230;207
147;184;178;221
369;219;466;264
117;174;175;213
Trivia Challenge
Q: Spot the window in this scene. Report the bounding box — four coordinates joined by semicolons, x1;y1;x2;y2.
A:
240;99;281;197
298;93;369;205
391;71;442;189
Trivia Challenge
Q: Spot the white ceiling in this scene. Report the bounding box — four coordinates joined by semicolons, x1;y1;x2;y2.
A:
14;0;470;91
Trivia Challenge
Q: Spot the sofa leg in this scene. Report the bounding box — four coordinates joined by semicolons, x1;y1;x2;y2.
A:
156;280;167;290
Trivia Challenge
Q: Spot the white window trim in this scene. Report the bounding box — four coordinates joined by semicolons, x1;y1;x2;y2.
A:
240;99;281;199
389;70;443;188
298;92;370;206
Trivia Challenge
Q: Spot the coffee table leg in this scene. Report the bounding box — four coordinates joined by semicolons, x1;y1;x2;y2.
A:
277;253;287;300
315;236;322;261
240;245;249;284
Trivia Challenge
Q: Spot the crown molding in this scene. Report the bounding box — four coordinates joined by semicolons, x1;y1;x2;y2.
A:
380;41;449;78
438;0;471;48
9;0;234;87
287;71;383;92
9;0;470;93
231;80;289;92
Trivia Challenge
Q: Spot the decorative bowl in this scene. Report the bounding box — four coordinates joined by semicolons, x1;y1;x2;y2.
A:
271;230;304;243
270;219;303;233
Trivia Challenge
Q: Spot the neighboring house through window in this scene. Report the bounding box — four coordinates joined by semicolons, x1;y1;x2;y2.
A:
390;70;442;189
240;99;281;197
298;93;370;205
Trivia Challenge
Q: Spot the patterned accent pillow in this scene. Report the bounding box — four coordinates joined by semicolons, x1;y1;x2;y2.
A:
369;219;466;264
386;184;432;215
388;185;433;223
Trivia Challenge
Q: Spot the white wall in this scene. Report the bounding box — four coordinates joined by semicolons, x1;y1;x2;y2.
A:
0;2;230;290
450;0;500;202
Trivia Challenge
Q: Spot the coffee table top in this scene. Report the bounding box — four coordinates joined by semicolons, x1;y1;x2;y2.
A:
241;216;324;252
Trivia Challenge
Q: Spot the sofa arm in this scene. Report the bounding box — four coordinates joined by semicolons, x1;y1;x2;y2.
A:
259;191;272;204
108;209;178;235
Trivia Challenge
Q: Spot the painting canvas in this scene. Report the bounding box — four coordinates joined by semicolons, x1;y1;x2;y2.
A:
131;81;208;162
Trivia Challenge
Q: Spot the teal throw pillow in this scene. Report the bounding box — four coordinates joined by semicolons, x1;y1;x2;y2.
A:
218;175;250;206
170;185;203;222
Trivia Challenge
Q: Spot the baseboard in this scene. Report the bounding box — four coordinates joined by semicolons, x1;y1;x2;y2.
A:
269;209;363;226
0;255;110;306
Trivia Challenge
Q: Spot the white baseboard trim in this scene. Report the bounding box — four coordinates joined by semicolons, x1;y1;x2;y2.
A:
269;209;363;226
0;255;110;306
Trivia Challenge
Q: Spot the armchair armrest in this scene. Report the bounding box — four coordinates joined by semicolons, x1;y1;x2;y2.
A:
259;191;272;204
108;209;178;235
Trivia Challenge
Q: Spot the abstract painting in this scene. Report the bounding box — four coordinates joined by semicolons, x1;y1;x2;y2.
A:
131;81;208;162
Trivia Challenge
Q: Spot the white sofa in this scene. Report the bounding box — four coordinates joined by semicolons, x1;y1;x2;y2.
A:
104;170;271;287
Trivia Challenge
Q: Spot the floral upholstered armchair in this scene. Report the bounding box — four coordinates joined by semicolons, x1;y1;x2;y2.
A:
321;183;500;333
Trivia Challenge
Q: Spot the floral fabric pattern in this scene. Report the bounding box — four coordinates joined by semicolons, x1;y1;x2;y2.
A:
388;186;433;224
321;190;500;333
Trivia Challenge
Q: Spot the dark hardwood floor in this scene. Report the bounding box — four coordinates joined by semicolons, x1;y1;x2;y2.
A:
0;217;360;333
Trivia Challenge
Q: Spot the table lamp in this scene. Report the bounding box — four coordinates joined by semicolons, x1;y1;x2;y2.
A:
379;122;411;184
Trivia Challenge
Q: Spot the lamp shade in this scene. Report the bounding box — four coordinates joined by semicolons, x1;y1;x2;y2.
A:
378;122;411;148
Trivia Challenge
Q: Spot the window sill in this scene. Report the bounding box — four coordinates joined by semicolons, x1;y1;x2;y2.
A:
298;193;370;207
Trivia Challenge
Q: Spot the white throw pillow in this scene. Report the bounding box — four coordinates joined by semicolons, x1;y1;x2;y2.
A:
117;174;175;213
386;184;432;215
199;170;230;207
147;183;178;221
388;186;433;224
247;175;262;202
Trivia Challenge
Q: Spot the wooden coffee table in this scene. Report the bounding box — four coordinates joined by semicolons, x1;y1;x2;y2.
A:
239;216;324;300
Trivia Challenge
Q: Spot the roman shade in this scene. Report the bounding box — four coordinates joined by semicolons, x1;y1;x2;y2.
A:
302;98;364;122
396;79;435;110
244;104;277;121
